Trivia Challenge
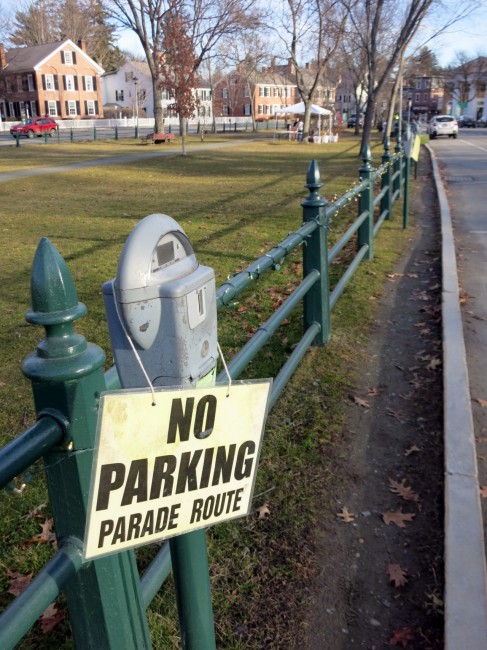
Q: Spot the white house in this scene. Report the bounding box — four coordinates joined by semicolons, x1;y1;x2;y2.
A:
101;59;213;123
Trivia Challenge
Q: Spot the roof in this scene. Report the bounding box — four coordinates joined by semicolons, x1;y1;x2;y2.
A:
4;38;104;75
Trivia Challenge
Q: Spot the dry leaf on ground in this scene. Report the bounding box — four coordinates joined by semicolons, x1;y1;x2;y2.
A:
7;571;33;597
257;504;270;519
387;563;408;587
337;507;355;523
382;510;416;528
388;478;419;502
480;486;487;498
475;398;487;408
404;445;421;456
24;519;56;545
40;603;65;634
389;626;416;647
351;395;370;409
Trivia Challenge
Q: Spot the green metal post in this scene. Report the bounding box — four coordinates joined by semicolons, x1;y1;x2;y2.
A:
70;128;74;142
358;144;374;260
44;132;48;144
301;160;331;345
403;154;411;229
381;137;393;220
170;530;216;650
197;120;200;134
16;133;20;147
135;124;139;139
94;127;97;141
115;124;118;140
393;138;402;199
22;239;152;649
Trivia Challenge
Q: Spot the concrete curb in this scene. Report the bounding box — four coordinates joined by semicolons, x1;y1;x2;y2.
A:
426;144;487;649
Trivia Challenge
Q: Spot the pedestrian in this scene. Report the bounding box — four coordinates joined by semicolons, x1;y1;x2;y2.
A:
296;117;304;141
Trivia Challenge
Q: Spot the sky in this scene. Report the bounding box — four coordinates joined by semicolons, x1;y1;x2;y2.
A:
1;0;486;68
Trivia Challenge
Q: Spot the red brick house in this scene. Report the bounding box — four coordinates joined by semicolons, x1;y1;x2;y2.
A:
0;38;104;121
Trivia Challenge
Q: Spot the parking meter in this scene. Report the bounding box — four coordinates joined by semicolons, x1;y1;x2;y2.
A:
103;213;218;388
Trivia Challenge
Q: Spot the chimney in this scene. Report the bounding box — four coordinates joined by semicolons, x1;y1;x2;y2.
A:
0;45;6;69
77;39;86;52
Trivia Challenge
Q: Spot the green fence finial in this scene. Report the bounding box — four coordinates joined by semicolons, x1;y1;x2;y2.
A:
304;159;324;198
383;136;390;154
27;237;86;327
360;143;372;172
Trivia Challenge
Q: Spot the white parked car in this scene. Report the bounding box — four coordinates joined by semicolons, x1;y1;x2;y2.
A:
428;115;458;139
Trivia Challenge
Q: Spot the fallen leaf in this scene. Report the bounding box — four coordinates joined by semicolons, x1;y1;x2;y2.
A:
7;571;33;597
25;519;56;545
389;626;416;647
404;445;420;456
389;478;419;502
257;504;270;520
337;506;355;523
367;386;382;397
382;510;415;528
351;395;370;409
24;503;47;520
426;357;441;370
40;603;65;634
386;408;405;420
480;486;487;498
387;563;408;587
476;398;487;408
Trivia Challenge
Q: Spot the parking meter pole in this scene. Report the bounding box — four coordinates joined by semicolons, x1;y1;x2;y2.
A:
170;528;216;649
103;214;218;650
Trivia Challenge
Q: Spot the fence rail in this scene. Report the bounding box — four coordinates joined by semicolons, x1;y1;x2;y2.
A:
0;136;409;649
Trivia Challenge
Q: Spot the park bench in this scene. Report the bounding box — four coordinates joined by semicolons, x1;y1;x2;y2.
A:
141;132;176;144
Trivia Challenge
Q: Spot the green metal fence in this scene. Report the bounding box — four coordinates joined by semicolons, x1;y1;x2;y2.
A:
0;137;409;649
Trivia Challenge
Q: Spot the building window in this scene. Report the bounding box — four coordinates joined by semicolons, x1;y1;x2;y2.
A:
222;104;229;115
258;104;264;114
86;100;95;115
415;93;420;102
85;76;94;91
65;75;75;91
30;100;37;116
244;87;250;98
263;86;270;97
28;74;35;91
64;51;73;65
125;71;134;81
68;100;77;116
115;90;124;101
244;104;251;116
222;88;228;99
45;75;55;91
48;101;58;116
17;75;22;92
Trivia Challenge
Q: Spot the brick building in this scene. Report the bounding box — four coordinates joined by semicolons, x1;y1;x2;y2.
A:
0;38;104;122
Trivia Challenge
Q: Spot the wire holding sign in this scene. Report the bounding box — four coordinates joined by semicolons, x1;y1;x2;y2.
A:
84;381;272;560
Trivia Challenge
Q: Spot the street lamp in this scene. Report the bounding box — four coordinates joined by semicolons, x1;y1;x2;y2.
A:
133;76;139;137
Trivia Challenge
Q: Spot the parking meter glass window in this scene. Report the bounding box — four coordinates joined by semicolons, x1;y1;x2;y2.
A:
150;232;195;276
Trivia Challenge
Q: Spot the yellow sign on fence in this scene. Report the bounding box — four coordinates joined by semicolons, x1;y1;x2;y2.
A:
84;380;272;560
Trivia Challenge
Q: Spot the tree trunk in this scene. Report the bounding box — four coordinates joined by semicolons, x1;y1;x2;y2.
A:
152;77;164;133
180;116;187;156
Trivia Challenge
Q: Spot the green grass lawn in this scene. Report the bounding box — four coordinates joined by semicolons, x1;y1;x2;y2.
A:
0;132;415;648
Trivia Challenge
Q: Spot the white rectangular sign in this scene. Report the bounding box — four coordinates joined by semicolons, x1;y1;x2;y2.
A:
84;380;272;560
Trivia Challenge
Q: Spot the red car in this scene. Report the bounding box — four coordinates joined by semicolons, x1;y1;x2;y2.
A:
10;116;58;139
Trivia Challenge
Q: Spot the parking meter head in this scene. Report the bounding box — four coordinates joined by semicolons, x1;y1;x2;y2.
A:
103;213;218;388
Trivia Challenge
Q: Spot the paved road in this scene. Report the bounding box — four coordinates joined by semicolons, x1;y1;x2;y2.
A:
431;129;487;533
431;128;487;614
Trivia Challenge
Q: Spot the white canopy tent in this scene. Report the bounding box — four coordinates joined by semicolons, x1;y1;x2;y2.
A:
280;101;332;135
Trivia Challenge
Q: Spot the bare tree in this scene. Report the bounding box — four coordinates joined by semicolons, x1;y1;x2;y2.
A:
342;0;479;152
271;0;348;140
106;0;260;132
159;5;198;155
9;0;58;46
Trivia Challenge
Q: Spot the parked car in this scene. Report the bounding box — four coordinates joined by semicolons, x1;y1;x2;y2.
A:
428;115;458;139
347;114;364;128
459;116;476;128
10;117;58;139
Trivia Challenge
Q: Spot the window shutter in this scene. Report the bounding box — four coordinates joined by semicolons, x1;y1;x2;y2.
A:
63;76;66;91
54;75;59;90
82;76;86;91
42;75;46;91
84;100;88;115
95;100;99;115
93;77;97;91
44;101;48;115
74;76;78;91
56;101;60;116
72;52;77;64
61;51;65;64
65;100;69;115
76;100;80;115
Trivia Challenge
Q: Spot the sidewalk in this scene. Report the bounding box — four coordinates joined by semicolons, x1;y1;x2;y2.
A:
303;146;487;649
